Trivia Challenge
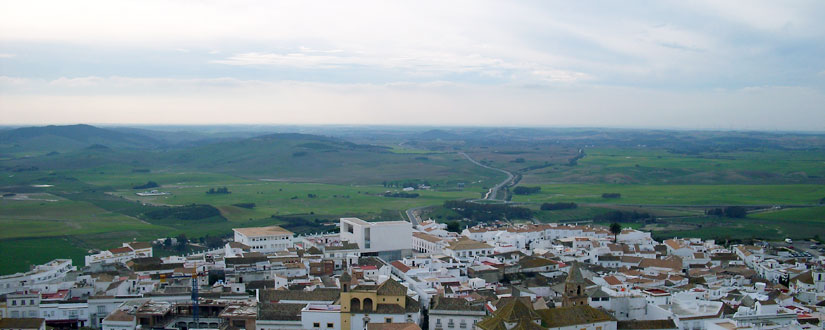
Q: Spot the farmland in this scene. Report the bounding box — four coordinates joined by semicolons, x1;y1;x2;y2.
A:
2;125;825;274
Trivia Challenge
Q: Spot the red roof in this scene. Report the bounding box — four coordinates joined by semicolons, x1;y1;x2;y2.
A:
390;261;411;273
603;276;622;286
108;246;133;254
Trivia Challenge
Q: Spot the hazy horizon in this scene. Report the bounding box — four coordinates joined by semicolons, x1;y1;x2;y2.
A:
2;1;824;130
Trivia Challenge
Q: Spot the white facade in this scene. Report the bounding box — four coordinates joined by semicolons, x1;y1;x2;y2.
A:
302;305;342;330
0;259;75;295
429;309;485;330
233;226;294;253
339;218;411;255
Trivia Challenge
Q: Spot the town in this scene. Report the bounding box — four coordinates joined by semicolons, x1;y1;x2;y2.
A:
1;216;823;330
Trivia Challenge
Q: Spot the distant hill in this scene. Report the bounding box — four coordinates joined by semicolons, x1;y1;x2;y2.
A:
0;124;165;156
0;131;495;184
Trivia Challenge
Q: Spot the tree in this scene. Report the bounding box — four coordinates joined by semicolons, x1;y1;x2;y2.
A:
175;234;188;251
163;237;172;249
446;221;461;233
610;223;622;243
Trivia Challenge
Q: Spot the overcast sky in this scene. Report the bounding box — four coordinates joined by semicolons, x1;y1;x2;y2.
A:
1;1;824;130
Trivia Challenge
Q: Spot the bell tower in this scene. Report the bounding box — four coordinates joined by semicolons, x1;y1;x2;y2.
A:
563;262;589;307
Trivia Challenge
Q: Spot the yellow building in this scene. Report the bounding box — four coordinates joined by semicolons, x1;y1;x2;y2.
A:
339;272;420;329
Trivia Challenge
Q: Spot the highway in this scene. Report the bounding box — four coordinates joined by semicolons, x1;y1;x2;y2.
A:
403;152;516;227
459;152;515;200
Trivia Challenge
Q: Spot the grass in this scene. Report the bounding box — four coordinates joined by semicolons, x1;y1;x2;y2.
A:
0;237;89;275
644;214;825;242
0;198;157;240
522;148;825;185
110;181;481;221
511;184;825;205
750;206;825;222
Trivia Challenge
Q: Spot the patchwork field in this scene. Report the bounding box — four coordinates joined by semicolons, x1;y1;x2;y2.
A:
510;184;825;205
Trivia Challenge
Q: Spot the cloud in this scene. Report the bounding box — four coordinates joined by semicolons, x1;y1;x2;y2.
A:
1;75;823;131
0;53;15;58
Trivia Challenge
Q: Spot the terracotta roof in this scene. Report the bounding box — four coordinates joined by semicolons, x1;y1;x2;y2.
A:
233;225;293;237
376;278;408;296
228;241;251;250
431;296;485;312
104;310;135;322
604;276;622;286
109;246;133;254
0;318;45;329
390;261;411;273
413;231;442;243
260;288;340;302
618;320;677;329
477;298;541;330
538;305;614;328
257;303;306;321
664;239;683;250
638;256;682;271
519;256;555;269
448;237;493;251
127;242;152;250
367;323;421;330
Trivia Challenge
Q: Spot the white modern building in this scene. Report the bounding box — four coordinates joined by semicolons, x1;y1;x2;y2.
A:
339;218;411;260
233;225;294;253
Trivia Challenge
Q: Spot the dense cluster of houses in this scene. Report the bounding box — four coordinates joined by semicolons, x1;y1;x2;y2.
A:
1;217;824;330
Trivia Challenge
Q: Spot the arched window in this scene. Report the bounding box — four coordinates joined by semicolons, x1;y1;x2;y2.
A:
363;298;373;312
350;298;361;311
577;285;581;295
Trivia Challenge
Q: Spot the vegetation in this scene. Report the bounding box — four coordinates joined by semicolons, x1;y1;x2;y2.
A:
4;124;825;274
443;200;532;221
232;203;256;209
513;186;541;195
540;202;577;210
602;193;621;199
384;192;420;198
206;187;231;194
594;210;652;222
706;206;747;218
133;181;159;189
143;204;224;221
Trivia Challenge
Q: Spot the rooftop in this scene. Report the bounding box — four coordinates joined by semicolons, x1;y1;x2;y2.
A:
233;225;293;237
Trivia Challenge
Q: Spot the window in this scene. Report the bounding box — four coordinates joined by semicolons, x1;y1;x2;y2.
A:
12;300;16;306
313;322;320;328
21;300;26;305
386;317;393;323
327;323;333;328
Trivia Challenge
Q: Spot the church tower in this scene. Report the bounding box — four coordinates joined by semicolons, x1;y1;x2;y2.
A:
563;262;589;307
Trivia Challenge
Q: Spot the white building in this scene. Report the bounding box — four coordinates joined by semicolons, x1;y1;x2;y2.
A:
339;218;412;260
101;310;136;330
233;225;294;253
429;297;486;330
412;232;450;254
0;259;76;295
444;238;493;263
85;242;153;266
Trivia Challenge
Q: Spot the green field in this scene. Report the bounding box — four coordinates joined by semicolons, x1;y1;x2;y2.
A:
521;148;825;185
511;184;825;205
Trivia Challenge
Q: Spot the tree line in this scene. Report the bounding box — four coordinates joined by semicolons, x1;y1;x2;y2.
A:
443;200;532;221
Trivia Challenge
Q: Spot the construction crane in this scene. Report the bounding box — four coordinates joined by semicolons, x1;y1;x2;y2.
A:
159;266;204;325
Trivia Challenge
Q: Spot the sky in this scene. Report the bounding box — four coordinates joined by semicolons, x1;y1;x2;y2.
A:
1;1;824;131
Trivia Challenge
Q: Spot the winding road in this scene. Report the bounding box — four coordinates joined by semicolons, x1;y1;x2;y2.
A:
404;152;516;226
458;152;515;200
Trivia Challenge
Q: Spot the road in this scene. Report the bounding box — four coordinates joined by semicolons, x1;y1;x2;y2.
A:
405;205;428;227
458;152;515;200
403;152;517;227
